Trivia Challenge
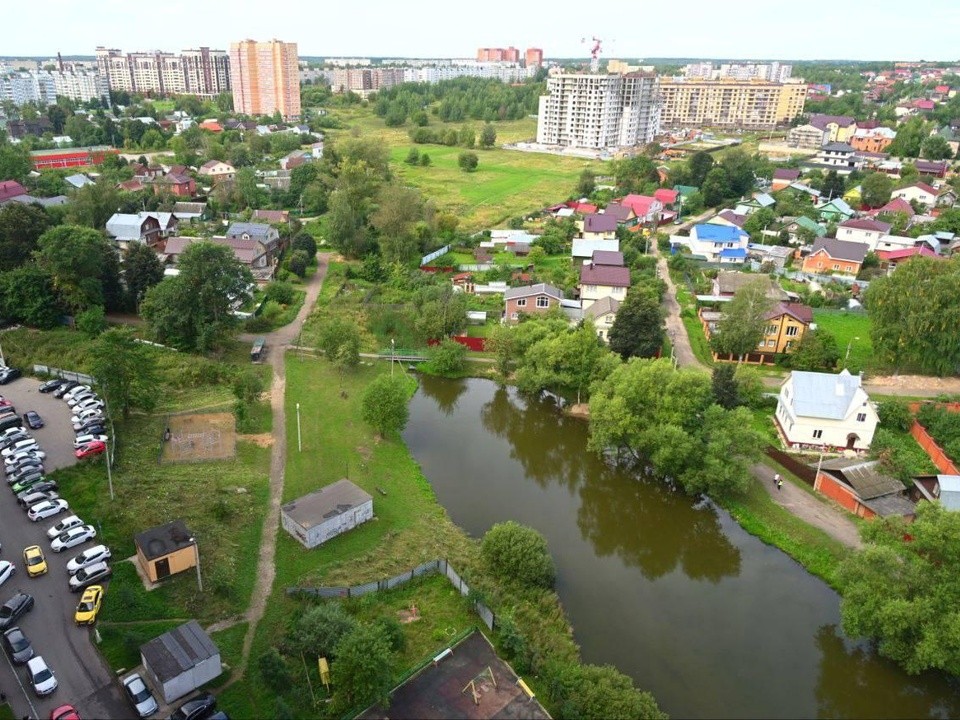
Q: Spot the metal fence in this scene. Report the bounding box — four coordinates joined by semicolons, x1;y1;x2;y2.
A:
420;245;451;267
32;364;95;385
287;559;496;630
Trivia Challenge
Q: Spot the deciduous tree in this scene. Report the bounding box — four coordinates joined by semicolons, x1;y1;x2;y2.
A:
360;374;410;437
35;225;123;313
861;171;894;208
607;285;665;360
457;151;479;172
480;123;497;148
0;202;50;271
89;327;160;419
0;266;60;328
789;328;840;371
700;167;731;207
332;624;395;709
123;242;164;309
710;278;775;360
481;521;555;589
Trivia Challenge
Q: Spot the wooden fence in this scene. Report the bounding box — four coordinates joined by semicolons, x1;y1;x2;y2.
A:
764;446;817;486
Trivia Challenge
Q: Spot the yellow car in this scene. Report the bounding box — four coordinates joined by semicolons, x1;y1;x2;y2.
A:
74;585;103;626
23;545;47;577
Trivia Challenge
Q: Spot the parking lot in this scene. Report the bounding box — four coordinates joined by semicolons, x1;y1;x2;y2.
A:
0;376;128;719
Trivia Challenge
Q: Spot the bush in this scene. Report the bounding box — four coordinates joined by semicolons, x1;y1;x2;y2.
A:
546;662;668;720
291;233;317;258
75;306;107;337
287;250;309;278
877;400;913;432
286;602;357;658
332;624;395;710
265;281;296;306
481;521;556;589
427;339;466;375
458;151;479;172
372;616;406;653
257;647;293;691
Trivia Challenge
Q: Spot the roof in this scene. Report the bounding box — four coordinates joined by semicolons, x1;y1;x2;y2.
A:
750;193;775;207
773;168;802;181
876;197;915;216
809;114;856;130
64;173;94;188
172;201;206;216
0;180;28;202
877;246;941;262
841;218;892;233
579;263;631;287
789;182;822;198
572;238;619;258
602;202;633;222
620;194;660;217
157;172;192;185
719;248;747;259
766;301;813;324
199;160;234;172
591;250;624;266
281;479;373;530
584;296;621;320
818;198;855;216
227;222;276;243
583;213;619;234
252;209;288;223
134;519;196;561
793;216;827;236
715;271;786;298
905;181;938;196
165;236;264;265
673;184;698;197
716;210;747;228
146;212;175;228
939;475;960;510
822;142;855;153
106;213;156;241
141;620;219;682
810;237;869;264
818;459;906;501
787;369;867;421
504;282;564;301
915;160;947;173
654;188;679;204
692;223;748;243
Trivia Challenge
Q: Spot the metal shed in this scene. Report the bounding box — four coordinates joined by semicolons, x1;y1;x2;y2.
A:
281;479;373;549
141;620;221;703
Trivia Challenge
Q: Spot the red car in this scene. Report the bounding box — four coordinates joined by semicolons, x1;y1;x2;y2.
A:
0;398;11;408
50;706;81;720
75;441;106;459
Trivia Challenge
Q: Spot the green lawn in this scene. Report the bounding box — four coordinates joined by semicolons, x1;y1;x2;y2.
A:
812;310;874;373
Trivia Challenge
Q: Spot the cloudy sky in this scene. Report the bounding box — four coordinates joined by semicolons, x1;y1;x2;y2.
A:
6;0;959;61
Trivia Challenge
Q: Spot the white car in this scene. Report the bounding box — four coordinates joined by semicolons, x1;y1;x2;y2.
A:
66;391;99;406
28;499;68;522
66;544;112;574
122;672;158;718
71;409;104;425
1;439;38;458
4;449;46;469
46;515;84;540
0;560;14;587
73;434;109;449
68;561;111;592
27;656;57;696
62;385;91;401
51;525;96;553
72;398;105;414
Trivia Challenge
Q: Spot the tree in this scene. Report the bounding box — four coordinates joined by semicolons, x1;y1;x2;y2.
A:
287;250;309;278
480;123;497;148
89;327;160;419
458;151;479;172
789;328;840;371
35;225;123;313
370;184;425;265
607;285;665;360
515;325;617;404
886;117;926;158
291;232;317;258
0;143;32;183
65;180;120;230
427;339;466;375
76;305;107;337
711;364;740;409
688;151;715;187
332;624;395;709
287;602;357;658
0;266;60;328
821;170;845;200
876;400;913;432
123;243;164;309
414;286;467;341
360;374;410;437
864;257;960;375
920;134;952;160
0;202;50;271
861;172;894;208
719;150;759;196
742;207;776;239
550;663;668;720
318;318;360;384
839;503;960;676
711;278;775;360
419;153;431;167
486;324;517;380
481;521;555;589
141;242;253;352
577;168;596;197
404;147;420;165
700;167;731;207
257;648;292;692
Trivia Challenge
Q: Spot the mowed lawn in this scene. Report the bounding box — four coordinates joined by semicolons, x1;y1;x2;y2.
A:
812;310;874;373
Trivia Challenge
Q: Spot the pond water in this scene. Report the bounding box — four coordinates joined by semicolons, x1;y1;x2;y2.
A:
403;376;960;719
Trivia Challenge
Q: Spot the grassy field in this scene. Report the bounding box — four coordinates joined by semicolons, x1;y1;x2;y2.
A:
811;310;874;373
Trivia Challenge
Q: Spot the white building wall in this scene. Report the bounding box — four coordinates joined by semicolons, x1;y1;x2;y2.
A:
776;383;878;451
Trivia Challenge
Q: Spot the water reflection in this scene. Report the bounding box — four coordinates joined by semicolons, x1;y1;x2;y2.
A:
418;375;468;416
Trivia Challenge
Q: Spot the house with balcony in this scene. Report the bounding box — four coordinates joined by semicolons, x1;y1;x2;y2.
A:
619;194;663;225
801;237;868;276
226;222;282;260
700;299;811;363
504;283;564;323
679;224;749;263
578;262;630;311
807;114;858;143
198;160;236;182
787;124;827;150
154;171;196;198
807;142;863;175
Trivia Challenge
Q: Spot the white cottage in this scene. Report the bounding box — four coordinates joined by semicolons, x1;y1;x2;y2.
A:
774;369;879;452
281;479;373;549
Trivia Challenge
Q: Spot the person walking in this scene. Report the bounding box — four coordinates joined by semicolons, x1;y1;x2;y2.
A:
775;473;783;491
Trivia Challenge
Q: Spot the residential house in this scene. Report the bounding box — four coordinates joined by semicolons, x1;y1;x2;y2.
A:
226;222;282;259
801;237;868;276
814;458;916;519
935;125;960;156
849;127;896;153
673;185;699;201
504;283;564;322
787;124;827;150
584;296;620;342
580;213;618;241
892;182;938;209
843;185;862;206
774;369;879;452
64;173;95;189
748;243;794;269
619;194;663;225
758;302;812;354
252;209;290;224
591;250;624;267
578;262;630;310
279;150;311;171
198;160;236;182
117;179;146;192
771;168;801;191
816;198;855;223
807;142;863;175
782;216;826;244
654;188;679;208
679;224;750;263
876;246;942;273
711;210;747;229
788;182;822;202
913;160;948;178
735;193;775;215
601;202;636;226
163;236;274;281
911;474;960;510
0;180;29;204
873;197;915;218
807;114;857;143
105;212;163;248
154;172;195;198
836;218;892;251
571;238;619;264
145;212;178;238
172;201;207;222
712;271;788;300
310;141;324;159
936;187;958;207
199;119;223;132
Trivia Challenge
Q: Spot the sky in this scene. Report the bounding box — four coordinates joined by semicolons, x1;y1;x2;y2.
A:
6;0;960;62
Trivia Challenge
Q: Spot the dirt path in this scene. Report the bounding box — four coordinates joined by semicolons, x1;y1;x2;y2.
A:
220;253;331;688
653;242;708;372
751;463;863;549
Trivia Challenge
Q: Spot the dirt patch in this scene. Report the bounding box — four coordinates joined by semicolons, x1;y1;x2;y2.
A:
356;445;373;461
239;433;274;447
161;412;237;463
866;374;960;393
565;403;590;419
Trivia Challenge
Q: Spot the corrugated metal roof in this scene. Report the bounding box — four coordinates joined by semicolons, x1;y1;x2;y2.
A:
504;283;563;301
819;458;905;500
939;475;960;511
281;479;373;530
789;369;865;420
141;620;218;682
572;238;619;258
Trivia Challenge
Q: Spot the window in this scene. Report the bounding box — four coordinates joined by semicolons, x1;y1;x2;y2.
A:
510;312;518;320
766;324;778;335
785;341;794;351
536;296;550;308
785;326;799;337
857;412;867;422
832;263;840;270
812;429;823;439
767;340;776;347
516;298;527;307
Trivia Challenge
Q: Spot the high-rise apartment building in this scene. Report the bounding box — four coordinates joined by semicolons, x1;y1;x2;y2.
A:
659;78;807;130
536;71;661;149
329;67;405;98
477;46;526;63
683;62;793;83
95;47;230;97
0;69;107;106
525;48;544;68
229;39;301;120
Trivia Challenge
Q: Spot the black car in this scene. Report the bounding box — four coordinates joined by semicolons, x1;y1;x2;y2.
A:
76;421;106;436
22;412;43;430
0;592;34;631
169;693;217;720
0;432;29;450
38;379;65;393
7;466;43;485
2;626;33;664
53;381;79;399
0;368;21;385
14;480;57;498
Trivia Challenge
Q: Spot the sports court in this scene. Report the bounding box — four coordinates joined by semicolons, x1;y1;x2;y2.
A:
161;412;237;463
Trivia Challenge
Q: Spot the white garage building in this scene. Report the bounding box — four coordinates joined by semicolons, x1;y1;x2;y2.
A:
141;620;221;703
281;479;374;549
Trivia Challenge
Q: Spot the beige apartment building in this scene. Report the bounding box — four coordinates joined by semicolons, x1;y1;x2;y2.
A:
95;47;230;97
659;78;808;130
229;39;301;120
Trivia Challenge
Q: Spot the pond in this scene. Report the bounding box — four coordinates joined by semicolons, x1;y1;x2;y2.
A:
403;376;960;719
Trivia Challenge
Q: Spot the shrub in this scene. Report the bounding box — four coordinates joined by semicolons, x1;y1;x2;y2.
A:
287;602;357;658
372;616;406;653
287;250;309;278
257;647;292;691
481;521;556;589
291;233;317;258
76;306;107;337
877;400;913;433
427;339;466;375
331;624;395;710
265;281;296;306
457;151;479;172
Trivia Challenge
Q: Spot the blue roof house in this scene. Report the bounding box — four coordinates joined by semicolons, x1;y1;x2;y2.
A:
683;224;750;263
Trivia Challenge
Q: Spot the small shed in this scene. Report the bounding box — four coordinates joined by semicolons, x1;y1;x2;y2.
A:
281;479;373;549
814;458;916;519
141;620;221;703
135;520;197;583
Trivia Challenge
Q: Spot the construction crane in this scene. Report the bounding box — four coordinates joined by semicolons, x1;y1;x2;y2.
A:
581;37;602;71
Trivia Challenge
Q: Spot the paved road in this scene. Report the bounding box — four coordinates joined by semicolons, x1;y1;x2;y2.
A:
0;378;127;720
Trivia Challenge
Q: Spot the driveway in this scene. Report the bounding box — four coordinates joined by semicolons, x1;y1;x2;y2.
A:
0;377;127;720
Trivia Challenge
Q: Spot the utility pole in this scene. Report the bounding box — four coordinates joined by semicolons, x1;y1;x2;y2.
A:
105;439;114;500
296;402;302;453
391;338;395;378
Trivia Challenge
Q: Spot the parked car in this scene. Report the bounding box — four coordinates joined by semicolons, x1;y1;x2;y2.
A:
74;585;103;626
74;434;108;449
28;498;69;522
0;397;12;408
2;439;39;458
75;422;105;436
0;561;14;588
0;591;34;630
206;712;230;720
8;468;44;489
169;692;217;720
71;407;104;423
66;391;97;407
46;515;84;540
11;475;49;495
68;561;111;592
0;430;30;449
122;673;158;718
27;655;57;696
2;626;33;664
7;461;44;482
53;381;79;399
66;545;111;575
17;489;59;509
0;367;22;385
22;546;47;577
52;525;96;553
13;479;56;498
72;414;104;431
5;448;46;469
62;385;91;401
50;705;80;720
38;379;65;393
76;441;106;459
22;412;44;430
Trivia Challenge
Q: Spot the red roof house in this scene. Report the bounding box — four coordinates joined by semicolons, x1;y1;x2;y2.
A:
654;188;679;206
0;180;28;202
620;194;663;223
872;197;915;217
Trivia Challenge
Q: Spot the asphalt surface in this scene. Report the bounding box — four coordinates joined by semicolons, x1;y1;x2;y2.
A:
0;376;128;720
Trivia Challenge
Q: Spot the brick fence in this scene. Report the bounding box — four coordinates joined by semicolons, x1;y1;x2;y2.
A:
907;402;960;475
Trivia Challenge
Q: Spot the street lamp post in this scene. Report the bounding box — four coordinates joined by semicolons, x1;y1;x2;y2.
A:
391;338;395;378
844;336;860;367
105;439;114;500
296;402;302;453
190;537;203;592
